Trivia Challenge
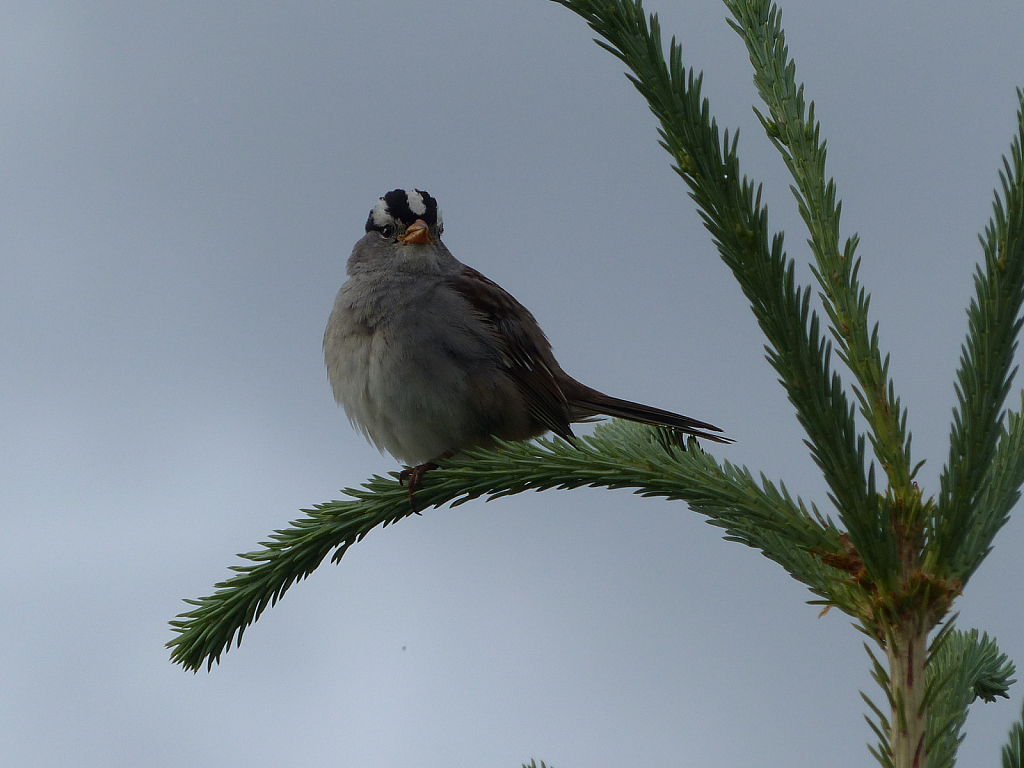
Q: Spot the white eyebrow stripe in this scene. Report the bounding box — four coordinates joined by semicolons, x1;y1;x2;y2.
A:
370;200;392;227
407;190;427;216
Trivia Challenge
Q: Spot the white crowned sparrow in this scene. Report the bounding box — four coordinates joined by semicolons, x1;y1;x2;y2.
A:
325;189;729;491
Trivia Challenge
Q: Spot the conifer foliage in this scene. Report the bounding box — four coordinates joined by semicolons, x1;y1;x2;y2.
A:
168;2;1024;765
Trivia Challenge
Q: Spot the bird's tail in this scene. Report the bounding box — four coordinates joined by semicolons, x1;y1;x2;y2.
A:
570;385;732;444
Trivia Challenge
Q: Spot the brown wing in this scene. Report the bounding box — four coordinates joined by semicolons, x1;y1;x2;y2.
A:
449;266;576;442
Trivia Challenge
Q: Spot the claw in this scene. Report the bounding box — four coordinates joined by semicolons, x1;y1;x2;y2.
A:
398;462;439;513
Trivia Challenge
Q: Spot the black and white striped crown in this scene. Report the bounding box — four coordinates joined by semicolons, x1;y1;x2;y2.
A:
365;189;442;235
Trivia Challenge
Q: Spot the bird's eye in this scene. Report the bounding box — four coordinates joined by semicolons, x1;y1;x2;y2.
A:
379;224;395;239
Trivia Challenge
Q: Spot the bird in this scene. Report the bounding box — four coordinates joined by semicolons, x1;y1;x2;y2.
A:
324;189;729;499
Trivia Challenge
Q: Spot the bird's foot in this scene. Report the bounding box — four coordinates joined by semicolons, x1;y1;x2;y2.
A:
398;462;439;513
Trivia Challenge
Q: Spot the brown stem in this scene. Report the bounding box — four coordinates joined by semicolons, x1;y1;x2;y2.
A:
887;619;928;768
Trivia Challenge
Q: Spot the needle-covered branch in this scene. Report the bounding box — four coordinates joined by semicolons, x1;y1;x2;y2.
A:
725;0;915;504
937;89;1024;583
943;392;1024;583
924;629;1016;768
550;0;888;580
1004;699;1024;768
168;421;845;672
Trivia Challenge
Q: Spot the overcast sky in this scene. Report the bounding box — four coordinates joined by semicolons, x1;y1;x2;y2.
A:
3;1;1024;766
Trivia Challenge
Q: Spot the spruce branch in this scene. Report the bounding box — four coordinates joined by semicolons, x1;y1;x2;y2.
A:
168;471;420;671
549;0;894;584
1005;698;1024;768
923;629;1016;768
724;0;915;504
547;3;1024;767
169;421;846;672
947;391;1024;582
937;88;1024;583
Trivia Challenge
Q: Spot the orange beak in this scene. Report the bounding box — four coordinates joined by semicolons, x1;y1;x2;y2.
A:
397;219;434;245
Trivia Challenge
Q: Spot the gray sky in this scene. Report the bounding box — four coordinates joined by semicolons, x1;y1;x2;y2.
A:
2;1;1024;766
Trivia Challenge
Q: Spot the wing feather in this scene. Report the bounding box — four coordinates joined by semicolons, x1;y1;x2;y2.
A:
449;267;575;442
